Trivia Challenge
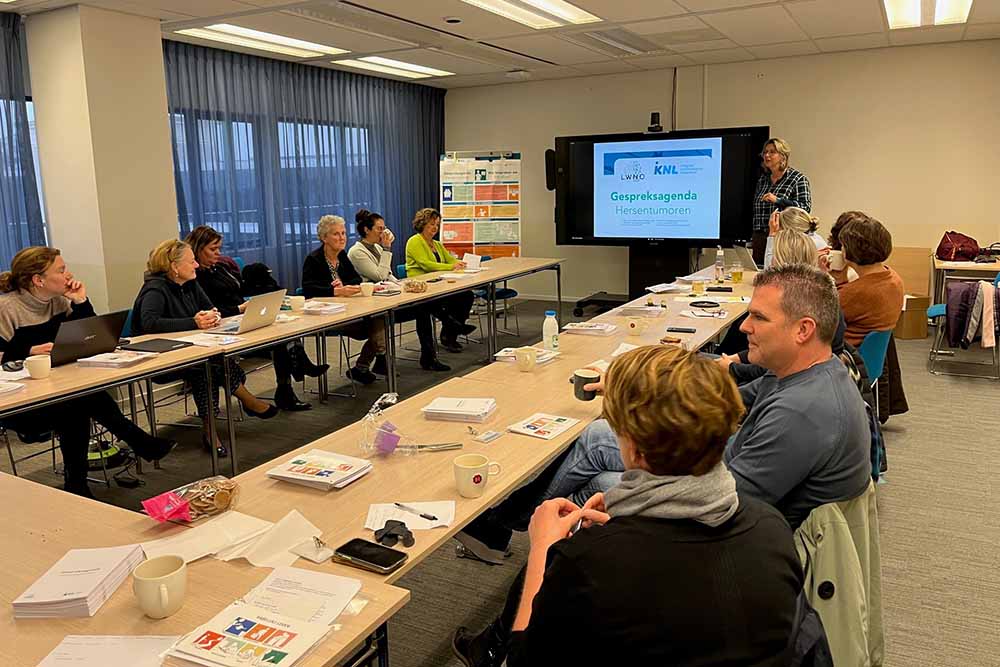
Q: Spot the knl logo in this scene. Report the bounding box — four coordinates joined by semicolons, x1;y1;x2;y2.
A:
654;163;678;175
620;161;644;181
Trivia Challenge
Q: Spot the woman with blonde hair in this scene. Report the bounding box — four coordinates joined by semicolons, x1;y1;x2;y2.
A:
751;137;813;264
763;206;826;268
132;239;278;458
0;247;175;496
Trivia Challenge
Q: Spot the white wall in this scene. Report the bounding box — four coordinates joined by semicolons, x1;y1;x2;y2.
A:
446;39;1000;299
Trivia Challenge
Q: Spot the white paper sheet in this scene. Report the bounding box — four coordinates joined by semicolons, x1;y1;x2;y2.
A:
611;343;639;358
216;510;321;568
365;501;456;531
38;635;179;667
242;566;361;626
0;368;30;381
462;253;482;270
140;511;273;563
176;333;244;347
645;283;686;294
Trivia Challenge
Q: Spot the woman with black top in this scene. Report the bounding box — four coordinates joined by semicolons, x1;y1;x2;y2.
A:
454;346;806;667
131;239;278;458
301;215;387;385
184;226;327;411
751;137;813;265
0;247;175;497
347;209;448;371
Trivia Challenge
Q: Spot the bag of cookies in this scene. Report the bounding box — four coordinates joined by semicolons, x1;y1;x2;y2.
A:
142;476;240;523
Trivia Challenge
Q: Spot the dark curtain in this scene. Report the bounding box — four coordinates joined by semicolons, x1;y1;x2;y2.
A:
0;13;45;270
162;40;445;289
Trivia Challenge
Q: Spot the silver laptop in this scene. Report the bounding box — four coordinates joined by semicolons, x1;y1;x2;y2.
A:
206;289;286;335
732;245;759;272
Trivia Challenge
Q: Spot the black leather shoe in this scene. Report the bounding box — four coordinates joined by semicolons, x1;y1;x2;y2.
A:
452;622;508;667
129;434;178;463
274;384;311;411
421;357;450;371
346;366;377;385
202;435;229;458
371;355;389;376
245;403;279;419
459;323;477;336
63;479;95;499
440;337;463;353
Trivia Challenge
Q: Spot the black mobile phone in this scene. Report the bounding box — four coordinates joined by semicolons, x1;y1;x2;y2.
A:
426;277;443;283
332;538;408;575
666;326;697;334
706;286;733;293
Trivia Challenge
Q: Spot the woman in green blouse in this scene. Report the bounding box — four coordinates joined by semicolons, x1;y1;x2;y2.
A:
405;208;475;352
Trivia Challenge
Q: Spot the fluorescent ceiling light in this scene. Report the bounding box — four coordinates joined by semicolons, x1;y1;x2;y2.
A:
934;0;973;25
584;32;643;55
520;0;601;24
460;0;561;29
332;59;431;79
883;0;921;29
361;56;454;77
176;24;348;58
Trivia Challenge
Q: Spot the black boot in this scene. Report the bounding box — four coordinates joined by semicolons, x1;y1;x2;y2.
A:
420;355;450;371
346;366;377;385
452;621;509;667
371;355;389;376
290;345;329;381
440;335;463;353
63;472;94;499
274;383;311;411
124;429;177;464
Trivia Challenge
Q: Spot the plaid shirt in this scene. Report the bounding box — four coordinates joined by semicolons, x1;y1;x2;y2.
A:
752;167;812;232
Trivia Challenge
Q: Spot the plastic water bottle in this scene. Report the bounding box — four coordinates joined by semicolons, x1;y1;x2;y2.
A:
715;245;726;283
542;310;560;351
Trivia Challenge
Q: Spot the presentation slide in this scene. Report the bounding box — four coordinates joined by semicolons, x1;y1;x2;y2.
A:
592;136;723;239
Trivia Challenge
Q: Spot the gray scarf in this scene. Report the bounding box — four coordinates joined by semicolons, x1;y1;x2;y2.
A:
605;462;739;527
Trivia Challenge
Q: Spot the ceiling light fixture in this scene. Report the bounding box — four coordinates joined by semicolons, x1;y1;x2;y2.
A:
360;56;454;77
176;24;348;58
519;0;601;24
460;0;561;29
331;59;431;79
882;0;922;29
934;0;974;25
583;32;644;55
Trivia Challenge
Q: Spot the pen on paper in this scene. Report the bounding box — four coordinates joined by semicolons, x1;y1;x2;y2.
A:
394;503;439;521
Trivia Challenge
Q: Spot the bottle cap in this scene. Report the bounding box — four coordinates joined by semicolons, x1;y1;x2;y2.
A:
545;310;556;316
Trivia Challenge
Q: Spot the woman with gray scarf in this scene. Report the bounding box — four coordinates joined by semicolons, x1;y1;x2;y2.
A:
454;346;806;667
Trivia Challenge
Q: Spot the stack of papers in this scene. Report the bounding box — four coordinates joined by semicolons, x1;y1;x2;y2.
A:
215;510;321;569
365;501;456;531
78;351;158;368
618;305;668;318
675;266;718;283
162;602;329;667
267;450;372;491
177;333;244;347
646;283;687;294
0;368;30;381
38;636;179;667
13;544;144;618
507;413;580;441
562;322;617;336
0;381;25;395
422;397;497;423
141;511;274;564
302;301;347;316
439;273;471;280
242;566;362;626
494;347;560;364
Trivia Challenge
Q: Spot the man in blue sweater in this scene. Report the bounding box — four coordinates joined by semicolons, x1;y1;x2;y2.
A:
458;264;872;561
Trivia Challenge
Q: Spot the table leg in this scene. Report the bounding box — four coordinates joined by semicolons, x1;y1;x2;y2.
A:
127;383;143;475
384;311;397;394
319;333;329;402
556;263;563;323
341;623;389;667
222;359;239;476
144;379;157;438
488;282;498;358
376;623;389;667
204;361;219;477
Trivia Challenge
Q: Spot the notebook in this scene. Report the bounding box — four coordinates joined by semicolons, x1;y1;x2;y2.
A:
422;397;497;423
507;413;580;441
266;450;372;491
121;338;194;354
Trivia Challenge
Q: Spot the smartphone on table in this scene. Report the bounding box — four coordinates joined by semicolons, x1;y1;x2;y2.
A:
333;538;408;575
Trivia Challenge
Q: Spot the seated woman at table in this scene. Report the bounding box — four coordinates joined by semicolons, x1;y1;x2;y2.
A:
185;225;327;412
453;346;805;667
131;239;278;458
302;215;388;385
762;206;827;269
348;209;448;371
0;246;175;497
404;207;476;353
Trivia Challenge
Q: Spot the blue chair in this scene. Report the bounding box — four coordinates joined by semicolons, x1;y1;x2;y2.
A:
121;309;133;338
474;256;520;336
233;256;246;271
927;272;1000;376
397;264;407;280
859;330;893;418
293;287;303;297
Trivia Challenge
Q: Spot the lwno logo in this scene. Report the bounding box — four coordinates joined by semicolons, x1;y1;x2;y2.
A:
654;162;678;175
620;161;644;181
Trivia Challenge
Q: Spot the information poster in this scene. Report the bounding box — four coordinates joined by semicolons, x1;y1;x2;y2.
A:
440;153;521;258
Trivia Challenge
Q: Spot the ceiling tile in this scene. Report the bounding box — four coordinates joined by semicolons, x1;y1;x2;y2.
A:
375;47;508;74
680;46;754;64
570;0;687;22
627;53;695;69
670;38;737;52
676;0;772;10
969;1;1000;24
747;40;820;59
421;71;515;88
965;23;1000;39
523;65;590;80
814;32;889;52
888;24;965;46
701;6;809;45
784;0;886;39
620;15;708;36
351;0;564;40
221;12;416;53
569;60;644;75
487;34;608;65
69;0;189;19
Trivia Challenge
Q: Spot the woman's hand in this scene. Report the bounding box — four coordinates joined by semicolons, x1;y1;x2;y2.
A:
527;499;584;555
817;248;831;273
334;285;362;297
761;192;778;204
580;493;611;528
29;343;53;356
194;310;220;329
381;229;394;248
453;261;467;271
238;302;249;314
64;278;87;304
767;209;781;235
582;376;604;395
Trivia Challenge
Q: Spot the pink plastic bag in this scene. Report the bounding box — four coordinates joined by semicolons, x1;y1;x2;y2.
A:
141;491;192;523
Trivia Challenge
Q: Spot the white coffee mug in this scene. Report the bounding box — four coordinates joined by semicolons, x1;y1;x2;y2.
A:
828;250;846;271
514;347;537;372
289;295;306;311
454;453;502;499
626;317;648;336
360;282;376;297
24;354;51;379
132;555;187;619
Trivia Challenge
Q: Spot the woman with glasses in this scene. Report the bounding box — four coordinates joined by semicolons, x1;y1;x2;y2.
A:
751;138;812;265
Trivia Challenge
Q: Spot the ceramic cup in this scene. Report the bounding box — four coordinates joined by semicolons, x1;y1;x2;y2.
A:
454;453;502;499
626;317;648;336
132;554;187;619
289;295;306;311
573;368;601;401
359;282;376;297
514;347;537;372
24;354;51;380
828;250;846;271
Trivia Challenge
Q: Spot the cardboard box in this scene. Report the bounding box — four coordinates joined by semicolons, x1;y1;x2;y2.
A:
895;294;931;339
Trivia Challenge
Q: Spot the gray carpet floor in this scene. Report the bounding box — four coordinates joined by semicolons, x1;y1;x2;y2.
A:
5;302;998;666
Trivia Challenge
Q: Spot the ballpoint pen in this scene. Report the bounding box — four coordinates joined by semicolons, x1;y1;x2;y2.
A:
411;442;463;451
394;502;438;521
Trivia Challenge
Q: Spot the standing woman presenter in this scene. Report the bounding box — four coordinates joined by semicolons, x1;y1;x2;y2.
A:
750;138;812;265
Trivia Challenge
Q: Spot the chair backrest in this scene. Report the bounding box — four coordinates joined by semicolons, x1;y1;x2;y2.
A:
233;256;246;270
121;309;133;338
397;263;406;279
994;273;1000;288
293;287;303;296
858;330;892;384
481;255;493;262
